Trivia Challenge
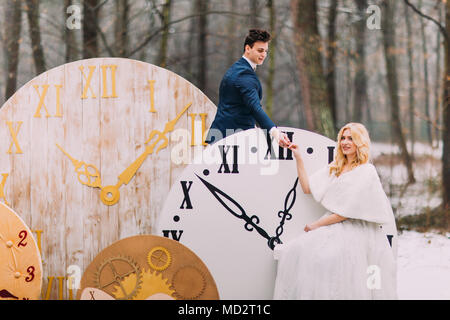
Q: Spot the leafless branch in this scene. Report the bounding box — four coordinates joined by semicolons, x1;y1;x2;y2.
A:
126;10;255;58
404;0;448;42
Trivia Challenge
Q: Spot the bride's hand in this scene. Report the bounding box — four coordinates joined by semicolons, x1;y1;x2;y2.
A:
288;143;302;160
304;223;319;232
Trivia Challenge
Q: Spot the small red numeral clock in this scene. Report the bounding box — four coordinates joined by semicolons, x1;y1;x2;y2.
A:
0;202;42;300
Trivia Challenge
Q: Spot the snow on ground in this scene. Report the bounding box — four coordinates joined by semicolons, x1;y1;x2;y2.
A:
370;142;449;300
371;141;442;162
371;141;442;217
397;230;450;300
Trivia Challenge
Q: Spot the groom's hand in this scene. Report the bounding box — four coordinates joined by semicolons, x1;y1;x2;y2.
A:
270;128;291;148
279;131;291;148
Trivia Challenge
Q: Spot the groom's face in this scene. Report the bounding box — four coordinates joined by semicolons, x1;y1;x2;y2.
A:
245;41;269;65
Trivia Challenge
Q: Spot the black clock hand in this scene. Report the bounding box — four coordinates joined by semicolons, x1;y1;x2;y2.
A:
0;289;18;300
195;174;278;250
271;177;298;247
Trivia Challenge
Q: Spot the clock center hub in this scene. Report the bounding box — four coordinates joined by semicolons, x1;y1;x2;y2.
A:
100;186;120;206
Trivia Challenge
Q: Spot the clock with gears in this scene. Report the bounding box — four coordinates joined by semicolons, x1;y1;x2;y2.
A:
0;202;42;300
157;128;398;299
77;234;219;300
0;58;215;299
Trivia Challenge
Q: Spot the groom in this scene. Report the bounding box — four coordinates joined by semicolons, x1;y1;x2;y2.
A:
205;29;290;147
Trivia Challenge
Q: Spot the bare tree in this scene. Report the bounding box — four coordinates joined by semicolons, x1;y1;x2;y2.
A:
25;0;46;75
291;0;335;138
404;0;416;159
419;0;433;145
266;0;276;118
382;0;415;183
326;0;338;130
443;0;449;226
249;0;260;28
83;0;99;58
434;2;444;147
352;0;368;126
404;0;449;227
115;0;129;57
227;0;239;67
4;0;22;101
64;0;79;62
196;0;208;92
157;0;172;67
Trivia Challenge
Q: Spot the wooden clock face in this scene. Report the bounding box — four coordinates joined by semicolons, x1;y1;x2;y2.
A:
157;128;398;299
0;202;42;300
0;58;215;299
77;235;219;300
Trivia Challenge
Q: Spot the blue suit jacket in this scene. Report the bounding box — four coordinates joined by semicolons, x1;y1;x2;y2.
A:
206;57;276;144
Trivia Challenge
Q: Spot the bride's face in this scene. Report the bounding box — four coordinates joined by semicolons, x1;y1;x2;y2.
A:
340;129;357;157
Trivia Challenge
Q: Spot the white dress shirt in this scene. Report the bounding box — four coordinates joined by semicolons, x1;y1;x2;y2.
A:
242;55;257;71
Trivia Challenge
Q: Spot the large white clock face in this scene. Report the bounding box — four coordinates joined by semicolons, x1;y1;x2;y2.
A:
0;58;215;299
157;128;398;299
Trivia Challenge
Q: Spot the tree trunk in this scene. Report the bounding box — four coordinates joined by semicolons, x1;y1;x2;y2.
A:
114;0;129;57
435;3;443;148
157;0;172;68
352;0;368;125
26;0;46;75
442;0;450;225
344;48;352;123
249;0;259;28
419;0;433;145
265;0;276;118
83;0;99;58
326;0;338;130
64;0;78;62
196;0;208;93
4;0;22;101
291;0;335;138
184;2;196;81
404;0;416;159
382;0;415;183
227;0;238;67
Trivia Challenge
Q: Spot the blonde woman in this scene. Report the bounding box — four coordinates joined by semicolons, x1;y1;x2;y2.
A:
273;123;397;299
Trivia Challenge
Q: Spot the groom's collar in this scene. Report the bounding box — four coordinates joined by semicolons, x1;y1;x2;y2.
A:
242;55;257;71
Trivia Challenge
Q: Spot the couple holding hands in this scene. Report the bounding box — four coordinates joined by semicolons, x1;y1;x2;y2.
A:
205;29;397;300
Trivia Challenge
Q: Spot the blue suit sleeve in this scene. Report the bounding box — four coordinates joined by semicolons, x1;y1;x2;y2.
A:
235;73;276;131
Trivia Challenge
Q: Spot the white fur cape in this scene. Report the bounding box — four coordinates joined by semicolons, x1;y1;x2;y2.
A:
309;163;393;224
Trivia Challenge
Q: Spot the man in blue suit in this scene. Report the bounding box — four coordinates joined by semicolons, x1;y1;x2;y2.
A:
205;29;290;147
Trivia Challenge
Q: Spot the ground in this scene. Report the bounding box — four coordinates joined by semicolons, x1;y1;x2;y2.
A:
397;230;450;299
371;141;449;300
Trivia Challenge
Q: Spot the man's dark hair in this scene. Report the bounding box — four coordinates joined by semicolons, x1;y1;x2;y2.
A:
243;29;271;51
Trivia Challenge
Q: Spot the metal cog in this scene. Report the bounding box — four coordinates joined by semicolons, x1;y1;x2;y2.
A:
172;265;206;300
94;255;142;300
147;246;172;271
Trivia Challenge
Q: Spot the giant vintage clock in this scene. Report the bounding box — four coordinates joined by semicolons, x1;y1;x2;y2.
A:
157;128;398;299
0;58;215;299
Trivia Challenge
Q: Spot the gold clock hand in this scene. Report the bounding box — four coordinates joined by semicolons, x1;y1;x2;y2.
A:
99;102;193;206
56;144;102;188
144;102;193;153
120;102;193;185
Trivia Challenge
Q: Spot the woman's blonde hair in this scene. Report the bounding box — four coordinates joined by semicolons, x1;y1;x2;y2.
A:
329;122;371;177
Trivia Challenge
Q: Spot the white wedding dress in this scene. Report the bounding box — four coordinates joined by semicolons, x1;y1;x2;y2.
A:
273;163;397;300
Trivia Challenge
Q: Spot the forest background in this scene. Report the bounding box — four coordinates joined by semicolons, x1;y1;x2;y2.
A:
0;0;448;232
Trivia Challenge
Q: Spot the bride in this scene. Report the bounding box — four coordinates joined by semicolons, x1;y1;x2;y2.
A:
273;123;397;299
